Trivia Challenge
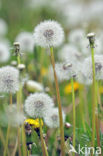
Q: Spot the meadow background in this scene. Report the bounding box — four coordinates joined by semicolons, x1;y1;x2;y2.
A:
0;0;103;155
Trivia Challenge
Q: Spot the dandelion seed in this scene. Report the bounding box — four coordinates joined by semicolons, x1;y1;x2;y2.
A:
44;108;65;128
33;20;64;47
0;66;19;93
15;32;35;52
25;93;54;118
0;43;10;63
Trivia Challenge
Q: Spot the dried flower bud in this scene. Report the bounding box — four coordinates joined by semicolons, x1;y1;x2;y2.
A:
11;61;17;67
87;32;95;46
65;122;71;128
13;42;20;56
17;64;25;71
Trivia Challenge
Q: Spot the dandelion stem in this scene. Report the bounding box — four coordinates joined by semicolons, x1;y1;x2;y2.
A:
3;93;12;156
91;44;96;151
50;47;65;156
71;77;76;154
79;85;86;131
39;118;48;156
10;93;12;106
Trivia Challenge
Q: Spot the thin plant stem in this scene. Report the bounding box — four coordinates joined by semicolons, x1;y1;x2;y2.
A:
17;54;27;156
21;124;27;156
3;93;12;156
17;55;21;65
50;47;65;156
10;93;12;106
3;125;10;156
0;128;10;156
79;85;86;131
90;44;99;155
39;118;48;156
71;77;76;155
95;82;101;151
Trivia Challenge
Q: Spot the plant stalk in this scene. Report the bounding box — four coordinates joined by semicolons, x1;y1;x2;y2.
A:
71;77;76;155
39;118;48;156
50;47;65;156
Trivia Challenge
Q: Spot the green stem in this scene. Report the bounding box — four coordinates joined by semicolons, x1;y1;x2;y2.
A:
71;78;76;155
90;45;97;154
79;85;86;131
50;47;65;156
3;94;12;156
39;119;48;156
17;55;21;65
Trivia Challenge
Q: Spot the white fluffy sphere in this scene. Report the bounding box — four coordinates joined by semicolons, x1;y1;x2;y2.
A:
33;20;64;47
16;32;35;52
25;93;54;118
0;66;19;93
0;43;10;63
44;108;65;128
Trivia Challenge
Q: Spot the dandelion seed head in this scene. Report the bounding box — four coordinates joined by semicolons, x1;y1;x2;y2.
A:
44;108;65;128
15;32;35;52
0;43;10;63
5;105;26;127
81;55;103;84
68;29;85;45
33;20;64;47
0;18;8;36
25;93;54;118
55;62;74;82
58;44;82;63
0;66;19;93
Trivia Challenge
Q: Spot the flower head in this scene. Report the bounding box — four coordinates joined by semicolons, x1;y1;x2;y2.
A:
33;20;64;47
0;66;19;93
0;18;8;36
24;118;43;129
55;62;74;82
15;32;35;52
58;44;82;63
80;55;103;84
44;108;65;128
25;93;54;118
0;42;10;63
68;28;85;45
5;105;26;127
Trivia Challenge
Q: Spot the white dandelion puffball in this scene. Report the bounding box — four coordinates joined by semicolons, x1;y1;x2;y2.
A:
0;43;10;63
15;32;35;52
26;80;44;92
5;105;26;127
25;93;54;118
0;18;8;36
68;28;85;45
44;108;65;128
33;20;64;47
0;66;19;93
82;55;103;84
58;44;82;63
55;62;74;82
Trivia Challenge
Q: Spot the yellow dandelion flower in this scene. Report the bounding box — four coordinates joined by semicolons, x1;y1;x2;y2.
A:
64;82;79;94
41;67;47;77
24;118;43;129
